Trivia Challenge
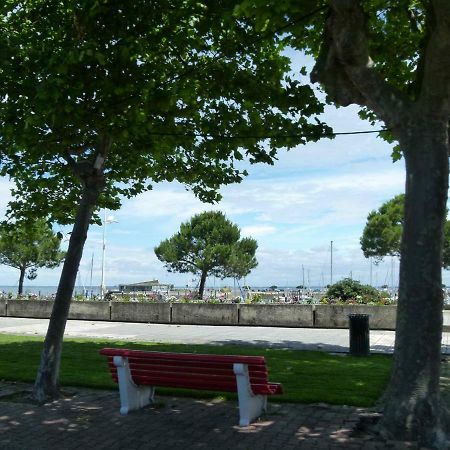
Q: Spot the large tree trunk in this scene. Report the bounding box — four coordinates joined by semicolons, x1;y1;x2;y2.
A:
32;145;108;403
198;270;208;300
310;1;450;446
17;266;25;296
32;185;101;403
381;118;449;448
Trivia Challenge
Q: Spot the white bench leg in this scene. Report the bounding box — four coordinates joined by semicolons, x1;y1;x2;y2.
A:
113;356;155;415
233;363;267;426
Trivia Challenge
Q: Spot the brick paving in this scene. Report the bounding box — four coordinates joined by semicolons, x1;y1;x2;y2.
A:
0;381;419;450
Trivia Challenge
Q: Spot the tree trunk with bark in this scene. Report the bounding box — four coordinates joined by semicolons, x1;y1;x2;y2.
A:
32;141;109;403
198;270;208;300
310;1;450;447
381;117;450;447
18;266;25;296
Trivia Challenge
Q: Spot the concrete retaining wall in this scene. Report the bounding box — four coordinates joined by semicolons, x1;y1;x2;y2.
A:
7;300;54;319
443;310;450;331
239;304;313;327
68;301;110;321
172;303;238;325
111;302;171;323
314;305;397;330
4;300;448;331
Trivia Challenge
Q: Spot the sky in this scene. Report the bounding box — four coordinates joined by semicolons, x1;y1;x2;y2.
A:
0;50;436;291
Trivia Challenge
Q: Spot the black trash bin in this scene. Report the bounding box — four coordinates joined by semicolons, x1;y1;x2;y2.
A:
348;314;370;356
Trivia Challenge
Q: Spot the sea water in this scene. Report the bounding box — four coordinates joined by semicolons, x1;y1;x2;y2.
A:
0;285;104;298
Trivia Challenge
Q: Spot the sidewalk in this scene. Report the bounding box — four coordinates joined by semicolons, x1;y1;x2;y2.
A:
0;381;417;450
0;316;449;354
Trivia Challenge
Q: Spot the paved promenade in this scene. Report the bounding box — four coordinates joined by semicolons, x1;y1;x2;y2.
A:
0;317;449;449
0;316;449;354
0;380;421;450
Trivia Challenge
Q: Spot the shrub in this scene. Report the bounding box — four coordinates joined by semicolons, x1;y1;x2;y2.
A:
325;278;390;304
250;293;263;303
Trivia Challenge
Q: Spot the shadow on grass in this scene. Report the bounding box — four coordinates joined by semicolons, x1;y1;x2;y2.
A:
0;334;392;406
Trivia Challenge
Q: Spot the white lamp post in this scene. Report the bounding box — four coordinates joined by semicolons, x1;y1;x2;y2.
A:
100;210;117;300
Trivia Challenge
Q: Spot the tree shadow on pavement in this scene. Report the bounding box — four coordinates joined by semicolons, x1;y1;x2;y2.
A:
0;380;417;450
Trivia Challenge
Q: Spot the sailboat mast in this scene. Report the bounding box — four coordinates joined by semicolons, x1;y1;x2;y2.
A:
391;256;394;289
89;252;94;298
330;240;333;285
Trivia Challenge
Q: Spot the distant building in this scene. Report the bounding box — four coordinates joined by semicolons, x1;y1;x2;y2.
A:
118;280;172;292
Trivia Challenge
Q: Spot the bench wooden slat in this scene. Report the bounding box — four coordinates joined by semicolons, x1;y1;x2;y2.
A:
106;358;268;372
100;348;266;365
112;366;268;382
132;371;237;385
108;366;268;383
129;375;238;392
106;360;269;381
110;373;282;395
128;358;267;373
253;383;283;395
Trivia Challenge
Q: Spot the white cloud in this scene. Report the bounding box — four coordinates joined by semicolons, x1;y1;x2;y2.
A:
241;225;277;238
219;165;405;230
123;189;206;221
117;161;404;230
0;178;13;220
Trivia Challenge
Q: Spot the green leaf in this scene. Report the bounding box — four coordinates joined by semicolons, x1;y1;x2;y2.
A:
391;145;403;162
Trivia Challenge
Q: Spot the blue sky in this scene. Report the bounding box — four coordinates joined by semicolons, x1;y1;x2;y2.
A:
1;50;442;290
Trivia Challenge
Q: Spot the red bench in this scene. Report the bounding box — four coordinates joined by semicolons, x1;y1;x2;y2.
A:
99;348;283;426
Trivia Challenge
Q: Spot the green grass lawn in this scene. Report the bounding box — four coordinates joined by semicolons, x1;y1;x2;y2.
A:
0;334;392;406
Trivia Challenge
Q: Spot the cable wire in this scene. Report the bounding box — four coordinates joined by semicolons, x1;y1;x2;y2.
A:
144;128;389;140
16;127;390;150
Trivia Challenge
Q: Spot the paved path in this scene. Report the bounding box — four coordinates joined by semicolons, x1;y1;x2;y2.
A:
0;381;417;450
0;317;449;354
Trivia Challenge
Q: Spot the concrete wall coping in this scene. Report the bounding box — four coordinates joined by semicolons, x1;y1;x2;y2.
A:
0;300;447;330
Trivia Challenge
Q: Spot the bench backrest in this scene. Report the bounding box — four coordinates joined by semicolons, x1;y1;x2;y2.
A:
99;348;271;393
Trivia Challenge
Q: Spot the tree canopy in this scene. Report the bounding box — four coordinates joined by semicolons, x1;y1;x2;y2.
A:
360;194;404;261
361;194;450;269
0;220;65;295
0;0;329;403
0;0;329;223
155;211;257;299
